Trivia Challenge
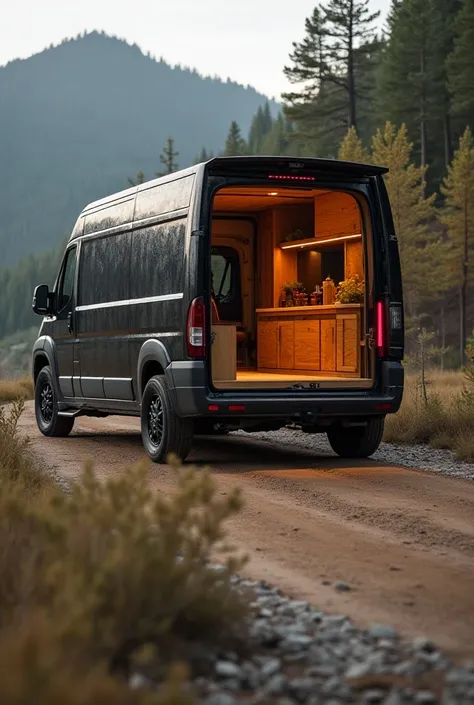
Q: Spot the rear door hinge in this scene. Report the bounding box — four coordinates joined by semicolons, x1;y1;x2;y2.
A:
191;229;205;238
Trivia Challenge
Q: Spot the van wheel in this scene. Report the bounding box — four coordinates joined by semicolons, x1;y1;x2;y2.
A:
327;418;384;459
141;375;193;463
34;366;75;437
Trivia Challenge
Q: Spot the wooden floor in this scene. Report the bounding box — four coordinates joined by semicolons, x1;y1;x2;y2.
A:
213;370;373;389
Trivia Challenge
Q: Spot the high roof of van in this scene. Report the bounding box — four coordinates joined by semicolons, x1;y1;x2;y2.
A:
80;155;388;216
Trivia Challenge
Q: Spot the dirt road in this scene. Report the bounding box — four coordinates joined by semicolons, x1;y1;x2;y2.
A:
19;402;474;663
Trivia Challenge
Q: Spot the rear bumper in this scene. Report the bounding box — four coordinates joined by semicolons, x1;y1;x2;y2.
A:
167;361;404;420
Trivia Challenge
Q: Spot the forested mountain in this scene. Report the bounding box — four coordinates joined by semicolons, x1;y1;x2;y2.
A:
0;31;278;266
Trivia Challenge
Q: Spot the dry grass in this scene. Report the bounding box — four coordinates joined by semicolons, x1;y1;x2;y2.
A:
384;368;474;462
0;402;249;703
0;375;34;402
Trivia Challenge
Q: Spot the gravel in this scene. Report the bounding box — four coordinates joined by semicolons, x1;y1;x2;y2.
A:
233;427;474;481
128;576;474;704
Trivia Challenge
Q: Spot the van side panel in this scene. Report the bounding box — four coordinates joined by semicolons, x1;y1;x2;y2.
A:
76;231;132;400
128;218;187;397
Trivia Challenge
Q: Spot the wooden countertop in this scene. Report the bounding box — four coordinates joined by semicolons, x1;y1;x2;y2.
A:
256;304;362;313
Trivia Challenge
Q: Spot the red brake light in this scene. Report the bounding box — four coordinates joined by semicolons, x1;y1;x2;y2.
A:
268;174;315;182
376;300;388;358
187;297;206;358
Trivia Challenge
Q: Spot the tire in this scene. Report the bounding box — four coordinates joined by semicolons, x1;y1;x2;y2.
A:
327;417;384;459
141;375;193;463
34;366;75;437
193;420;229;436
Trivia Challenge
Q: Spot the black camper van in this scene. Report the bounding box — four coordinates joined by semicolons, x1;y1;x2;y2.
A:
31;156;404;463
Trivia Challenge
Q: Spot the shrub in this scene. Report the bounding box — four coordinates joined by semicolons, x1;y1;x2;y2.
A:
0;404;249;700
0;375;34;402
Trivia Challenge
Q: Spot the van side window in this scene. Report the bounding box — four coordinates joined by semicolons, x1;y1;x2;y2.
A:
57;247;77;312
211;246;242;322
78;233;131;306
130;221;186;299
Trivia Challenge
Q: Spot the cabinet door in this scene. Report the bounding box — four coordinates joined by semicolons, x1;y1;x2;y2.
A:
294;320;320;370
320;318;336;372
257;320;278;369
278;321;295;369
336;313;360;373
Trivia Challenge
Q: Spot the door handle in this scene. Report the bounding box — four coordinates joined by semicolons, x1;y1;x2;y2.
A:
67;311;73;334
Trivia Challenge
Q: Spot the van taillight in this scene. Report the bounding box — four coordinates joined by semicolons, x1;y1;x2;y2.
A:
187;297;206;358
376;300;388;358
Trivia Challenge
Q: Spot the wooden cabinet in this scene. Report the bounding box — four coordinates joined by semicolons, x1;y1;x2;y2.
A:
257;304;361;377
257;320;278;369
336;313;359;373
278;321;295;369
294;320;320;370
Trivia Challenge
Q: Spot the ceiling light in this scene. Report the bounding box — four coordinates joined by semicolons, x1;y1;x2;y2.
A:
268;191;278;196
280;233;362;249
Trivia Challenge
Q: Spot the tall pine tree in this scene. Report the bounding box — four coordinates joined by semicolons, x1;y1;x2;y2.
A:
440;127;474;363
224;122;246;156
338;126;369;162
371;122;438;317
157;137;179;176
283;2;380;156
447;0;474;127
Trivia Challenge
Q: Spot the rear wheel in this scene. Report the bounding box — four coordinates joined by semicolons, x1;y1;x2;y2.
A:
327;417;384;459
34;366;75;437
141;375;193;463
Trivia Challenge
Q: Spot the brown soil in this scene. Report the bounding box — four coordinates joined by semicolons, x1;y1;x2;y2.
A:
18;403;474;663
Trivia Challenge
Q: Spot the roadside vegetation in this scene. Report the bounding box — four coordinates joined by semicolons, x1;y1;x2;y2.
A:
385;332;474;462
0;375;33;402
0;400;249;703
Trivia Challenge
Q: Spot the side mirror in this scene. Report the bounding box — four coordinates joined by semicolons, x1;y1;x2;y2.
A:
32;284;52;315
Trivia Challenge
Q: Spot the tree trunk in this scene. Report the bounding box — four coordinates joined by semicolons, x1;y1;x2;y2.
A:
460;201;469;366
420;45;427;179
347;0;357;130
440;304;446;372
443;113;453;168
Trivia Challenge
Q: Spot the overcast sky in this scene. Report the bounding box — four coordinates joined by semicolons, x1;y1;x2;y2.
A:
0;0;391;99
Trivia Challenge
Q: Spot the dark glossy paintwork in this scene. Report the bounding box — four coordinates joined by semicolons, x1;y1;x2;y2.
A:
32;156;403;425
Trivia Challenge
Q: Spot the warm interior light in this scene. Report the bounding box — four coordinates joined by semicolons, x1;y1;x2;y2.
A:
280;233;362;249
268;191;278;196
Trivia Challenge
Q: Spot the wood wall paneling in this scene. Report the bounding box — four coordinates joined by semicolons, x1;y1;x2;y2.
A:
257;320;278;368
345;240;364;280
315;192;361;238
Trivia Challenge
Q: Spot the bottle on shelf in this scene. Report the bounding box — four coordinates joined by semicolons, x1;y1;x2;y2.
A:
322;276;336;305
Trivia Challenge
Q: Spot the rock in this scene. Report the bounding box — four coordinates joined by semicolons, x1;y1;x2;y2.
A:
412;636;436;653
129;673;151;690
282;633;313;651
204;693;239;705
260;657;282;679
414;691;437;704
334;581;351;592
369;624;398;640
363;689;385;704
345;662;371;679
288;677;318;703
384;691;404;705
215;661;243;680
264;673;288;695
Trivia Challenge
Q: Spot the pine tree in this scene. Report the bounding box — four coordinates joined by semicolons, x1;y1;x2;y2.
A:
248;102;274;154
157;137;179;177
440;127;474;363
261;113;293;156
376;0;439;171
283;2;380;155
224;122;246;156
127;170;145;186
194;147;213;164
371;122;439;315
447;0;474;124
338;126;369;162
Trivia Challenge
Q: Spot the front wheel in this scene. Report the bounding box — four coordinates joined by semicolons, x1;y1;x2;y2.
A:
34;366;75;437
141;375;193;463
327;417;384;459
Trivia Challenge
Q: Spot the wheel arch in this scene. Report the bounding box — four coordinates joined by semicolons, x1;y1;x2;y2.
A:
137;339;174;403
